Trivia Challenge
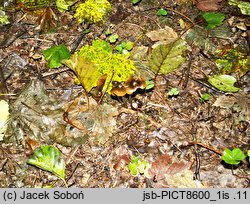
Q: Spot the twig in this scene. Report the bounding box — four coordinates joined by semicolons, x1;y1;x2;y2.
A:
41;67;71;78
187;141;223;155
180;52;193;89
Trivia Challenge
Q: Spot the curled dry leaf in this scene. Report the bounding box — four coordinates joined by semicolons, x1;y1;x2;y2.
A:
197;0;223;11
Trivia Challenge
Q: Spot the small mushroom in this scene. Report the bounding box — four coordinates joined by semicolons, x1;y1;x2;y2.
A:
124;76;146;95
110;81;127;97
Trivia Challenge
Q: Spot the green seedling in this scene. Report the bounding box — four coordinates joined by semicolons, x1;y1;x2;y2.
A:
0;10;10;25
115;41;133;54
27;145;67;187
168;87;180;97
105;28;111;36
128;155;151;177
200;93;210;102
43;44;71;68
157;8;168;16
201;12;225;29
109;34;119;43
145;79;155;90
221;148;245;166
83;29;90;34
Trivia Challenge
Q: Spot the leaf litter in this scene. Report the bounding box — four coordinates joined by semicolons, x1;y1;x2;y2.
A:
0;0;250;188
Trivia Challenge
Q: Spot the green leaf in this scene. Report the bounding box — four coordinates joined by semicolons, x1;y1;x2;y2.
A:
127;155;151;177
115;42;133;53
128;163;139;176
27;145;66;185
208;74;240;92
132;0;142;5
62;53;103;92
43;45;71;68
115;44;123;53
105;28;111;36
123;41;133;51
157;8;168;16
221;148;245;165
237;2;250;16
228;0;250;16
56;0;76;12
168;87;179;96
201;93;210;102
145;79;155;90
0;10;10;25
215;49;250;77
109;34;119;43
128;155;139;176
201;12;225;29
148;39;188;75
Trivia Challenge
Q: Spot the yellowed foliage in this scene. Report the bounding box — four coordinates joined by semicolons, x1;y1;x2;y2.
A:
62;53;102;92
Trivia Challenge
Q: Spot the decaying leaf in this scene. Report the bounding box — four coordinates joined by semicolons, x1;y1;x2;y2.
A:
213;93;250;122
62;96;118;145
197;0;222;11
148;39;188;75
163;169;205;188
130;46;154;80
148;154;195;188
89;103;118;145
146;26;178;48
4;79;89;147
185;27;217;55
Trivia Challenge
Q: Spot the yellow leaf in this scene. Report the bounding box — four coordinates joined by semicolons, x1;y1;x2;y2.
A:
0;100;9;140
62;54;102;92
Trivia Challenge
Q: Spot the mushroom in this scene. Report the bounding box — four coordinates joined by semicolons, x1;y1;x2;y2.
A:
110;81;127;97
124;76;146;95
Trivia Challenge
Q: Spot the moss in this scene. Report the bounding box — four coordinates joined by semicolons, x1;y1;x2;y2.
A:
77;39;136;93
74;0;111;25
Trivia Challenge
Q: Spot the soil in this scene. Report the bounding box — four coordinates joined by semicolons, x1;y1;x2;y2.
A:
0;0;249;188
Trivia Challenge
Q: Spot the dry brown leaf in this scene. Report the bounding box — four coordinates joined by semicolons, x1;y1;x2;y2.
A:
164;170;205;188
197;0;222;11
148;154;172;180
149;154;193;187
4;79;89;147
146;26;178;48
213;93;250;122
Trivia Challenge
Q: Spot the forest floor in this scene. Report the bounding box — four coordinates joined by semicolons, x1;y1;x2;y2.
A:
0;0;250;188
